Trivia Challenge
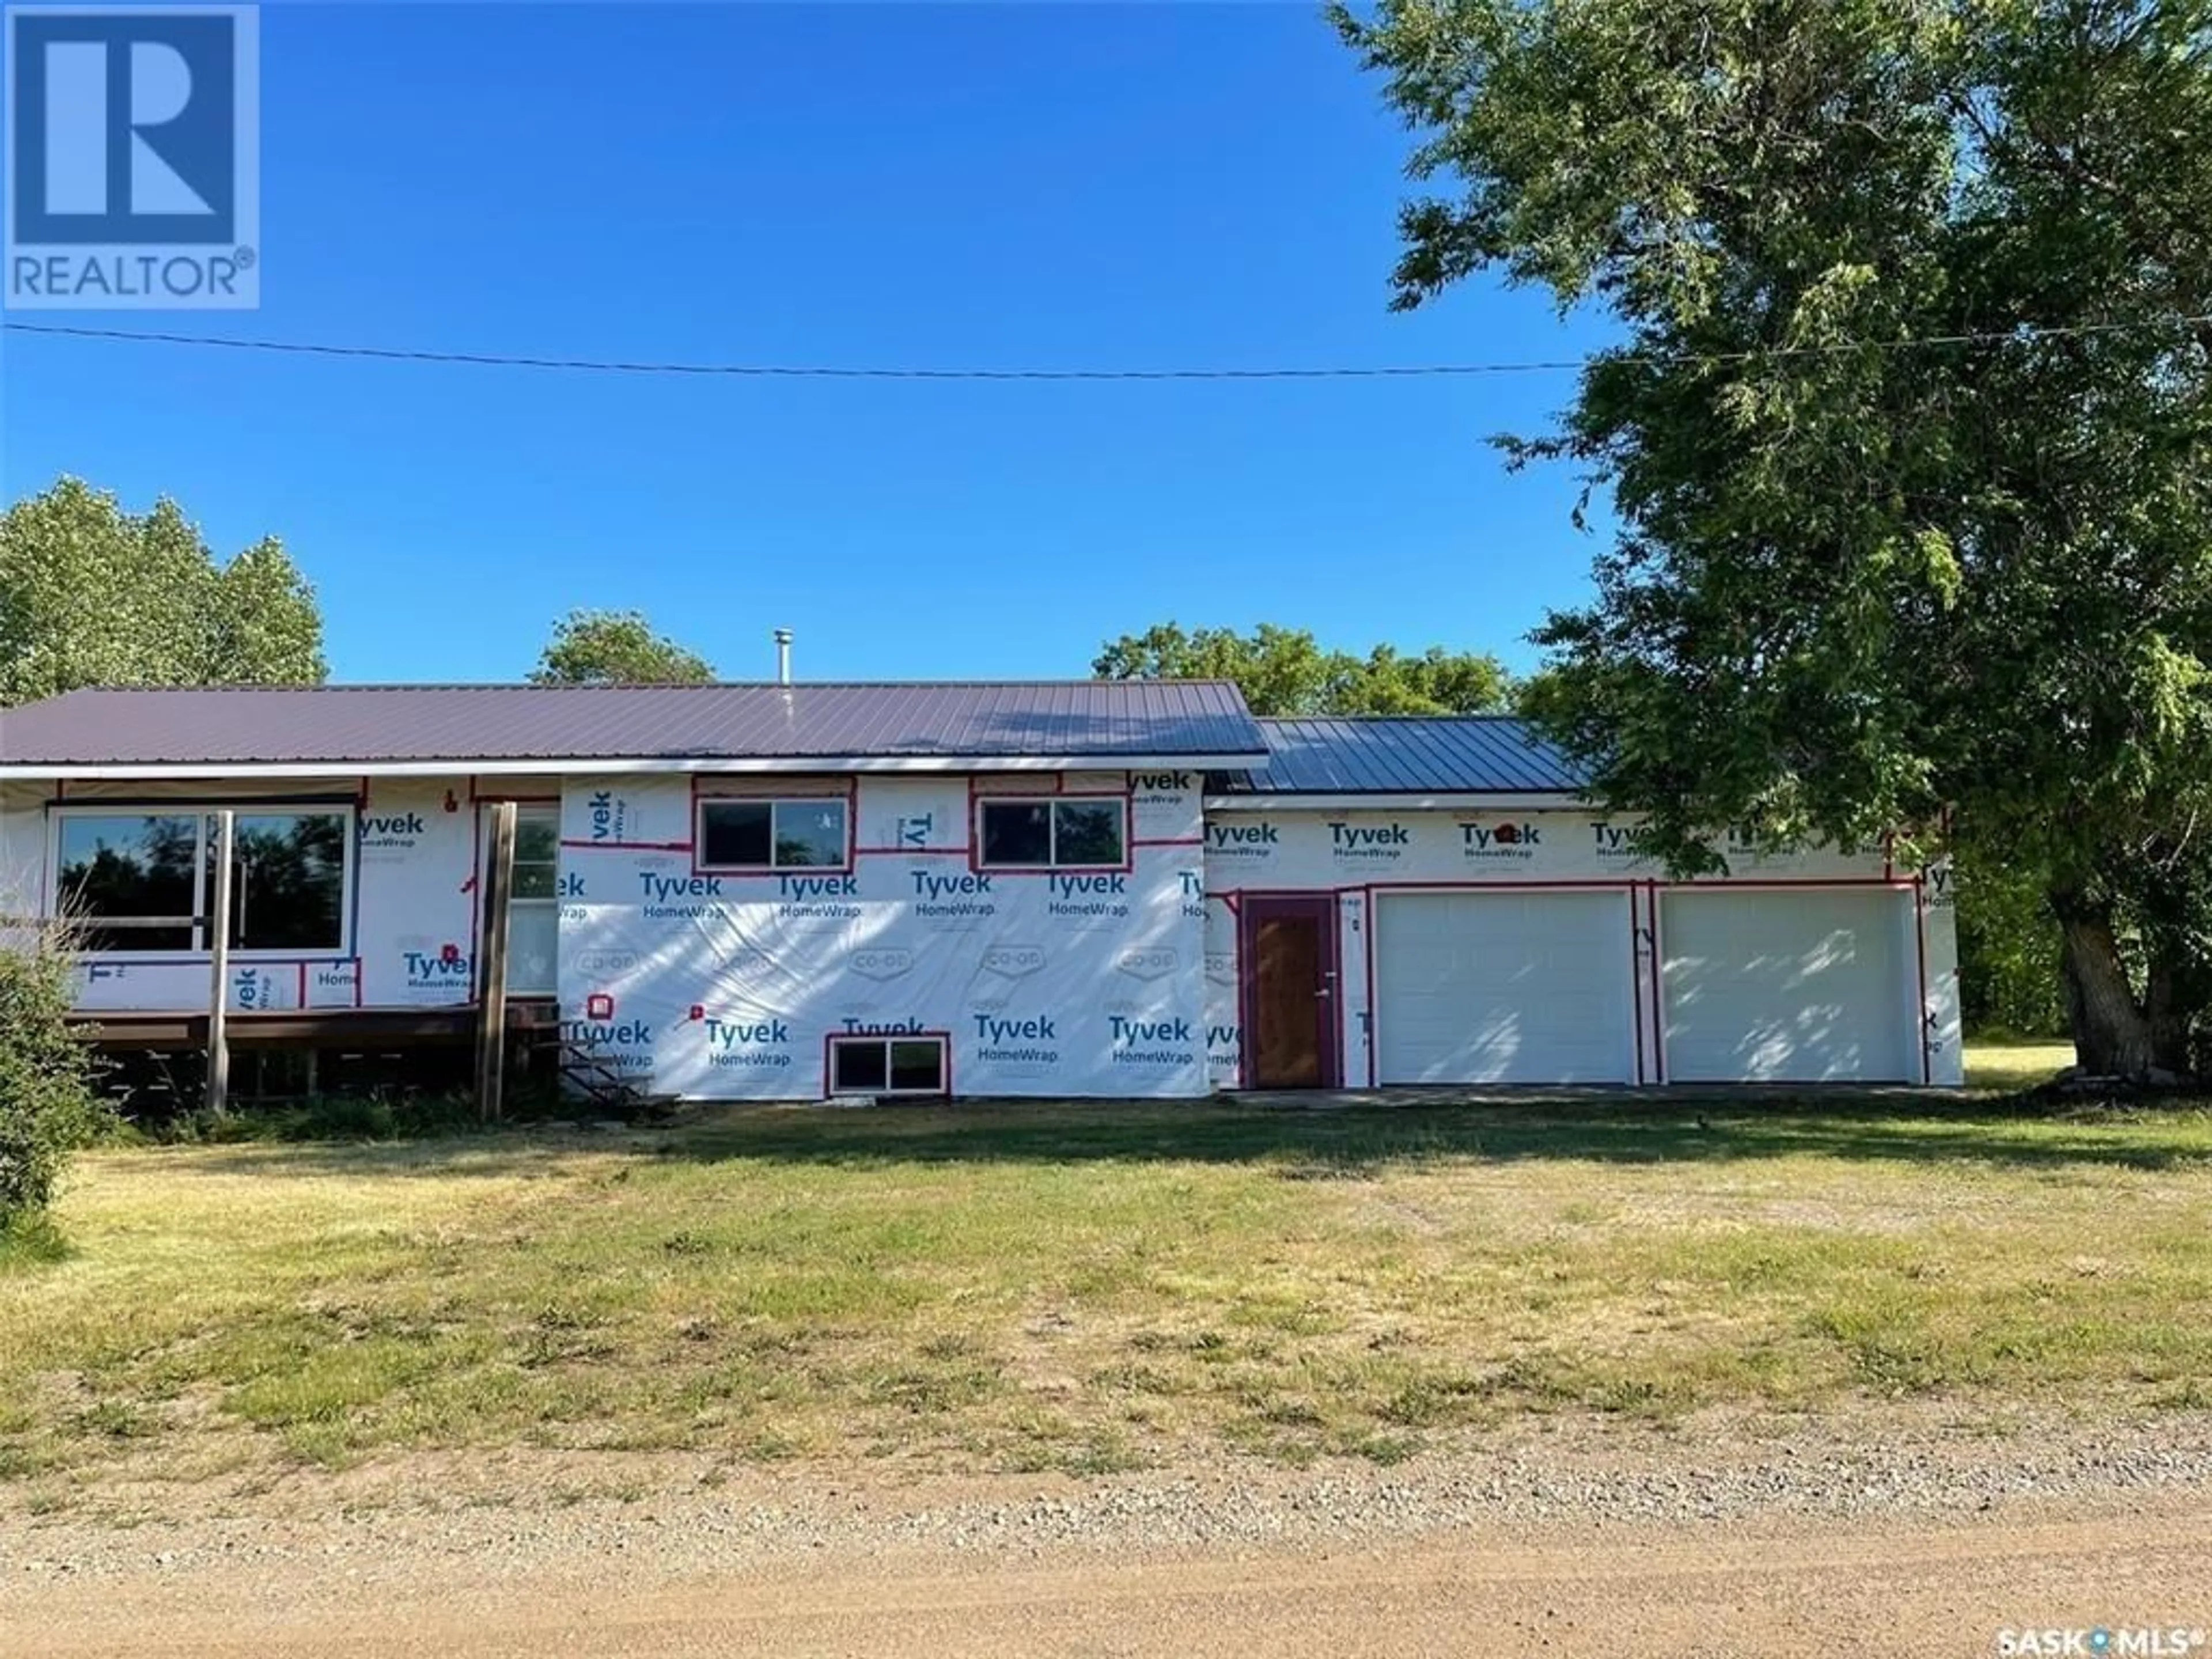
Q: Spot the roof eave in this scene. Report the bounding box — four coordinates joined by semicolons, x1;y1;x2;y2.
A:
2;751;1271;782
1203;789;1592;811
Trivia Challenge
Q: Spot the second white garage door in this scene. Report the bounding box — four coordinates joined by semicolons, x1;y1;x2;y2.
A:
1374;891;1636;1084
1660;888;1918;1082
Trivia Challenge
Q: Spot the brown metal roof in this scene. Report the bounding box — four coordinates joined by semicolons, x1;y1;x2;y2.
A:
1216;717;1586;795
0;681;1268;769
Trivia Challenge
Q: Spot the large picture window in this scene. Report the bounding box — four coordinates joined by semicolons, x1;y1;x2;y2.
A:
226;813;347;950
55;815;200;953
696;798;850;872
54;808;351;955
976;798;1127;870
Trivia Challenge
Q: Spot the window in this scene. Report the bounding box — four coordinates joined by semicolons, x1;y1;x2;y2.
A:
696;797;849;872
512;812;560;902
54;808;350;955
56;815;199;952
828;1034;946;1097
976;798;1127;870
505;808;560;996
891;1039;946;1092
1054;800;1125;865
979;801;1051;866
225;813;347;950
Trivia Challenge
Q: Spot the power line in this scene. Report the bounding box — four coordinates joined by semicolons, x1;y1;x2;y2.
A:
0;321;1586;378
4;313;2207;381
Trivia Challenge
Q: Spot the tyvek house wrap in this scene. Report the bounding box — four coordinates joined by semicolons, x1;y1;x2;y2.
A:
554;771;1210;1099
5;779;479;1015
352;782;480;1007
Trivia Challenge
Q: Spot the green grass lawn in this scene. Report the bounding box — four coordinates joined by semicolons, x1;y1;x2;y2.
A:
1963;1038;2074;1092
5;1040;2208;1501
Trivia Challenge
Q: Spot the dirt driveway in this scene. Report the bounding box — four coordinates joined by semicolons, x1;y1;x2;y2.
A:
6;1414;2209;1658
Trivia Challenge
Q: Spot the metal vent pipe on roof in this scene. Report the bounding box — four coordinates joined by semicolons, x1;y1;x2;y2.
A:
773;628;793;685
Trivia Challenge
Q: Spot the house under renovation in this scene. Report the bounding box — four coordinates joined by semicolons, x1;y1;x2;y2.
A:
0;680;1962;1097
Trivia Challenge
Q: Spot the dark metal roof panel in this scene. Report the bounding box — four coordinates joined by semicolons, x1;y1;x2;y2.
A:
1227;717;1586;795
0;681;1268;767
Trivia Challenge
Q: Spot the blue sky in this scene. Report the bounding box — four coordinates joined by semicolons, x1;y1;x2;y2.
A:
0;1;1618;685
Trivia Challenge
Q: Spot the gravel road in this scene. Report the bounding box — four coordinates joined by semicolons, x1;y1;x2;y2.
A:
5;1410;2209;1656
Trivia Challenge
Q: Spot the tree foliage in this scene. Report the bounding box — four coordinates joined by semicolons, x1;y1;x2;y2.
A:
1094;623;1512;715
0;476;325;704
529;609;716;686
1340;0;2212;1075
0;924;105;1227
1955;853;2067;1038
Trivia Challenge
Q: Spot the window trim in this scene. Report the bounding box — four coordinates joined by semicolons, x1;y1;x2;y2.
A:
693;793;855;875
972;794;1132;873
47;801;358;960
823;1031;951;1099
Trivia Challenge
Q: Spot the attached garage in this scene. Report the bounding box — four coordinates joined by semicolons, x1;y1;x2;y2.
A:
1659;888;1921;1083
1373;889;1637;1084
1205;718;1960;1090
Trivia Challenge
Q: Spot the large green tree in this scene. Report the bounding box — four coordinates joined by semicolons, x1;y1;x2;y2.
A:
529;609;715;686
0;477;325;704
1095;623;1512;715
1340;0;2212;1078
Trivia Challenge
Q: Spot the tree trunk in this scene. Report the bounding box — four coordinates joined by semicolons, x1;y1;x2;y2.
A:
2143;927;2207;1080
2146;949;2181;1076
2051;892;2155;1078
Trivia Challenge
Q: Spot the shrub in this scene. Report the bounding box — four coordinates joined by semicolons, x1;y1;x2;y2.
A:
0;926;108;1224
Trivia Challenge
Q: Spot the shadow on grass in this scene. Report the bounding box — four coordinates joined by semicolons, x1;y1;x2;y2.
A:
166;1090;2212;1181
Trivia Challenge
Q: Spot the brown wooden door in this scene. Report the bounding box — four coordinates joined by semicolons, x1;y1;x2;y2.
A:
1244;897;1339;1089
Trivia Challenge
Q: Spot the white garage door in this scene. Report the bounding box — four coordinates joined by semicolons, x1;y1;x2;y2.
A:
1660;889;1918;1082
1374;891;1636;1084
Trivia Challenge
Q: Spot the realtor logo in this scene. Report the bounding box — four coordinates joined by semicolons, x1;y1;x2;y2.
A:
5;4;259;308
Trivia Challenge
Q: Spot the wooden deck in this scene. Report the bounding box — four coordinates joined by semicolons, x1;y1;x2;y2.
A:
69;999;560;1052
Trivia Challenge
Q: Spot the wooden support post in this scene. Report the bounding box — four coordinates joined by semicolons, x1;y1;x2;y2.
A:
475;800;517;1123
205;809;235;1116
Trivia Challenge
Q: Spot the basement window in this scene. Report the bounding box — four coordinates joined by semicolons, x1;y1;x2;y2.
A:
696;798;850;872
828;1034;948;1097
976;798;1127;870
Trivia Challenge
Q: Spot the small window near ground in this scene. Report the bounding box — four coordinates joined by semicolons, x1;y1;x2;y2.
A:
976;798;1127;870
828;1033;946;1097
830;1039;889;1094
889;1039;944;1092
698;798;849;872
